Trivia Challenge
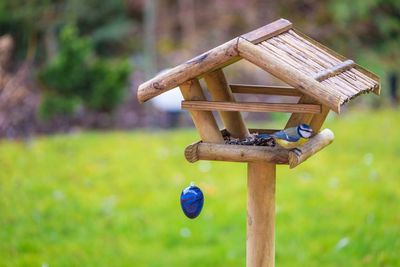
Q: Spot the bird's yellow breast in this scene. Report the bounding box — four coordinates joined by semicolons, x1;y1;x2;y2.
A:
275;138;308;149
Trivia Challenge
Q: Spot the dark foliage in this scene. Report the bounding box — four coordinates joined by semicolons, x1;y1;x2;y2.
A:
38;25;130;120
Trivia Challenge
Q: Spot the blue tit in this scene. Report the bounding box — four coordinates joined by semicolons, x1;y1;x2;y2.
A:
257;124;313;149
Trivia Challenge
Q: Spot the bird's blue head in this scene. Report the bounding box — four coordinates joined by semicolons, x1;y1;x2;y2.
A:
297;124;313;138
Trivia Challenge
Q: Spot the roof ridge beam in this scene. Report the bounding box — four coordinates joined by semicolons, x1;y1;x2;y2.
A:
241;18;292;44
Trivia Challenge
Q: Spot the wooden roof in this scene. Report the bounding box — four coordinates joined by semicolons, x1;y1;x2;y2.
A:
137;18;380;113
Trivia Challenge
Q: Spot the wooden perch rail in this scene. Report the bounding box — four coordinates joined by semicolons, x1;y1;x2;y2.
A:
204;69;250;138
288;128;334;168
184;129;334;168
179;79;224;143
182;101;321;113
230;84;302;96
184;142;289;164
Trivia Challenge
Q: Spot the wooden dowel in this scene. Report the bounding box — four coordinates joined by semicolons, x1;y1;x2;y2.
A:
288;128;334;168
329;75;361;96
184;142;289;164
179;80;224;143
182;101;321;114
137;38;240;103
314;60;355;82
259;41;312;76
343;71;370;89
289;30;346;62
247;162;276;267
230;84;302;96
352;67;380;95
277;34;333;69
204;69;250;138
237;37;342;113
266;38;322;73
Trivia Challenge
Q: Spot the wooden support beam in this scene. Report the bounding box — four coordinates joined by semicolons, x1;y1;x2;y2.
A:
204;69;250;138
184;142;289;164
247;162;276;267
288;128;334;168
182;101;321;114
230;84;302;96
179;80;224;143
309;105;330;133
237;37;342;113
137;39;239;103
285;95;317;128
314;60;355;82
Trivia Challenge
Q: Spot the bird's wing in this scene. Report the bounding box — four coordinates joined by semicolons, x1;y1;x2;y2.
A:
271;130;300;142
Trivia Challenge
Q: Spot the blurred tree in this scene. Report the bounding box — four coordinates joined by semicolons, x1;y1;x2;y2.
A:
38;25;130;119
329;0;400;70
143;0;157;78
0;0;137;62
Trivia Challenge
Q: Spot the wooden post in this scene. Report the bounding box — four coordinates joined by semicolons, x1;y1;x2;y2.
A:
180;79;224;143
204;69;250;138
247;162;276;267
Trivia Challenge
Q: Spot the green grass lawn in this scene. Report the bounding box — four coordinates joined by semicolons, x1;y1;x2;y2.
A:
1;109;400;267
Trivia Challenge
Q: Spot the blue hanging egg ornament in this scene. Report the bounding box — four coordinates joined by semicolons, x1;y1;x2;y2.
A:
180;182;204;219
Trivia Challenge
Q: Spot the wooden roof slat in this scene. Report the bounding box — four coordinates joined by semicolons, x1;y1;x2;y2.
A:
323;77;360;99
289;29;380;94
347;69;376;89
266;37;322;74
260;29;378;105
237;37;343;113
259;41;312;76
182;101;321;114
276;33;334;69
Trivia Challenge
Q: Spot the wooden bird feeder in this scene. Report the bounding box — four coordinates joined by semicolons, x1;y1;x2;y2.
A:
137;18;380;267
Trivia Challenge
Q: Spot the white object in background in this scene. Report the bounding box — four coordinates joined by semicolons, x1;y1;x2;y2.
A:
151;87;183;112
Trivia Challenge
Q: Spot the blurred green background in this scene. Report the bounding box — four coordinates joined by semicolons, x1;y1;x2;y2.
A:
0;0;399;266
1;110;400;266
